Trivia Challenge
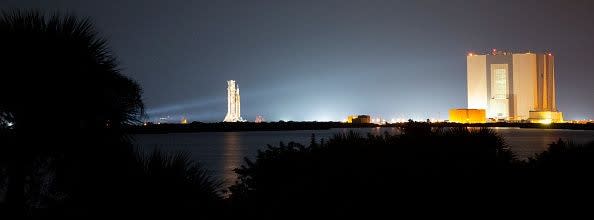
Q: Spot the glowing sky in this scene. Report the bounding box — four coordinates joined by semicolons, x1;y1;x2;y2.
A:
3;0;594;122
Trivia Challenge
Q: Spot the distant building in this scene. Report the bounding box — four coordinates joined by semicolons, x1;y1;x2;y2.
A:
223;80;245;122
351;115;371;124
467;49;563;122
448;109;486;123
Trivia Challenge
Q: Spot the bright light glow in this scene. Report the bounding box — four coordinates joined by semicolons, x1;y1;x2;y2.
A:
540;119;552;125
255;115;265;123
371;117;387;125
278;117;292;122
548;53;552;56
468;53;473;56
346;115;356;123
7;122;13;127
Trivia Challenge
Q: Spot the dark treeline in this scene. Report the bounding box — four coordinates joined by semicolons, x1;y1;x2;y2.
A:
129;121;376;133
130;121;594;134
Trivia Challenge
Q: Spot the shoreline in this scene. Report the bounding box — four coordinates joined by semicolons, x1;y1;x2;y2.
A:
127;122;594;134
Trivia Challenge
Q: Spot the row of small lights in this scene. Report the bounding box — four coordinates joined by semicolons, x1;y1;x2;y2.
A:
468;49;552;56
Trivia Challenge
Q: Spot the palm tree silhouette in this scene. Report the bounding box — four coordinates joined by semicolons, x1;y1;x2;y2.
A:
0;10;144;216
0;10;144;130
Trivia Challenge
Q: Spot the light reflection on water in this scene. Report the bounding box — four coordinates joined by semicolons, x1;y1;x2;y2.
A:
133;128;594;185
222;132;241;184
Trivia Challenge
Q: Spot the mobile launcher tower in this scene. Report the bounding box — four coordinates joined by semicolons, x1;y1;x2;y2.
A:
223;80;245;122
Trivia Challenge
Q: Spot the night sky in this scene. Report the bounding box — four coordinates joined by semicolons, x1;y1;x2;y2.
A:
2;0;593;122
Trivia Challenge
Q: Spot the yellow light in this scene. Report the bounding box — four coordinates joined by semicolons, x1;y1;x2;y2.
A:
449;109;486;123
540;119;552;125
468;53;473;56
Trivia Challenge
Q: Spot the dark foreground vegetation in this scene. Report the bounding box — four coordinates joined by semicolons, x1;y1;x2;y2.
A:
227;123;594;217
0;11;223;218
2;9;594;218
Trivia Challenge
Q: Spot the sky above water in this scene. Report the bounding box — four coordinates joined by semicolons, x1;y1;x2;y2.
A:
2;0;594;122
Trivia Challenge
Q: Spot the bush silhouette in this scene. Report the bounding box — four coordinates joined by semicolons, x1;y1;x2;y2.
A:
530;139;594;179
103;148;225;218
229;125;519;217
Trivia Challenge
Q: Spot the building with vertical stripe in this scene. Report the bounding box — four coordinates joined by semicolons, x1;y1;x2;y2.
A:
466;49;563;123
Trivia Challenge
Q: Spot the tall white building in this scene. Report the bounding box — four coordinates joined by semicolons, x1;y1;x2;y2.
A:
467;50;563;123
223;80;245;122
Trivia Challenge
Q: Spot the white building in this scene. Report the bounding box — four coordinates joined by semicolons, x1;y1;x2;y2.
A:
467;50;563;122
223;80;245;122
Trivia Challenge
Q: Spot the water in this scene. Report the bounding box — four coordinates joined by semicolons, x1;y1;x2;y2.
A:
132;127;594;185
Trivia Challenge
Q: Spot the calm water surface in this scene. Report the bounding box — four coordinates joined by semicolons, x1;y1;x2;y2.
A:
133;128;594;185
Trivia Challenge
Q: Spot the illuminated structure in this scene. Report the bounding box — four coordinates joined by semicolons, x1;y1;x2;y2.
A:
528;111;563;124
347;115;371;124
346;115;356;123
467;49;563;122
223;80;245;122
449;109;486;123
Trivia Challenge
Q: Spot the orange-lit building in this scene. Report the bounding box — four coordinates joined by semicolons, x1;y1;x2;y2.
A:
352;115;371;124
528;111;563;124
467;50;563;122
449;109;486;123
346;115;371;124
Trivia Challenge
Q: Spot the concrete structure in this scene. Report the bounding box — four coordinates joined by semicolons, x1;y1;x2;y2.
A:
448;109;486;123
223;80;245;122
467;50;563;122
351;115;371;124
529;111;563;124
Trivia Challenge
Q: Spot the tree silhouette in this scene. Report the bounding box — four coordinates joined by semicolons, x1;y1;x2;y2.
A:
229;127;519;217
130;149;225;218
0;10;145;217
0;10;144;130
530;139;594;178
